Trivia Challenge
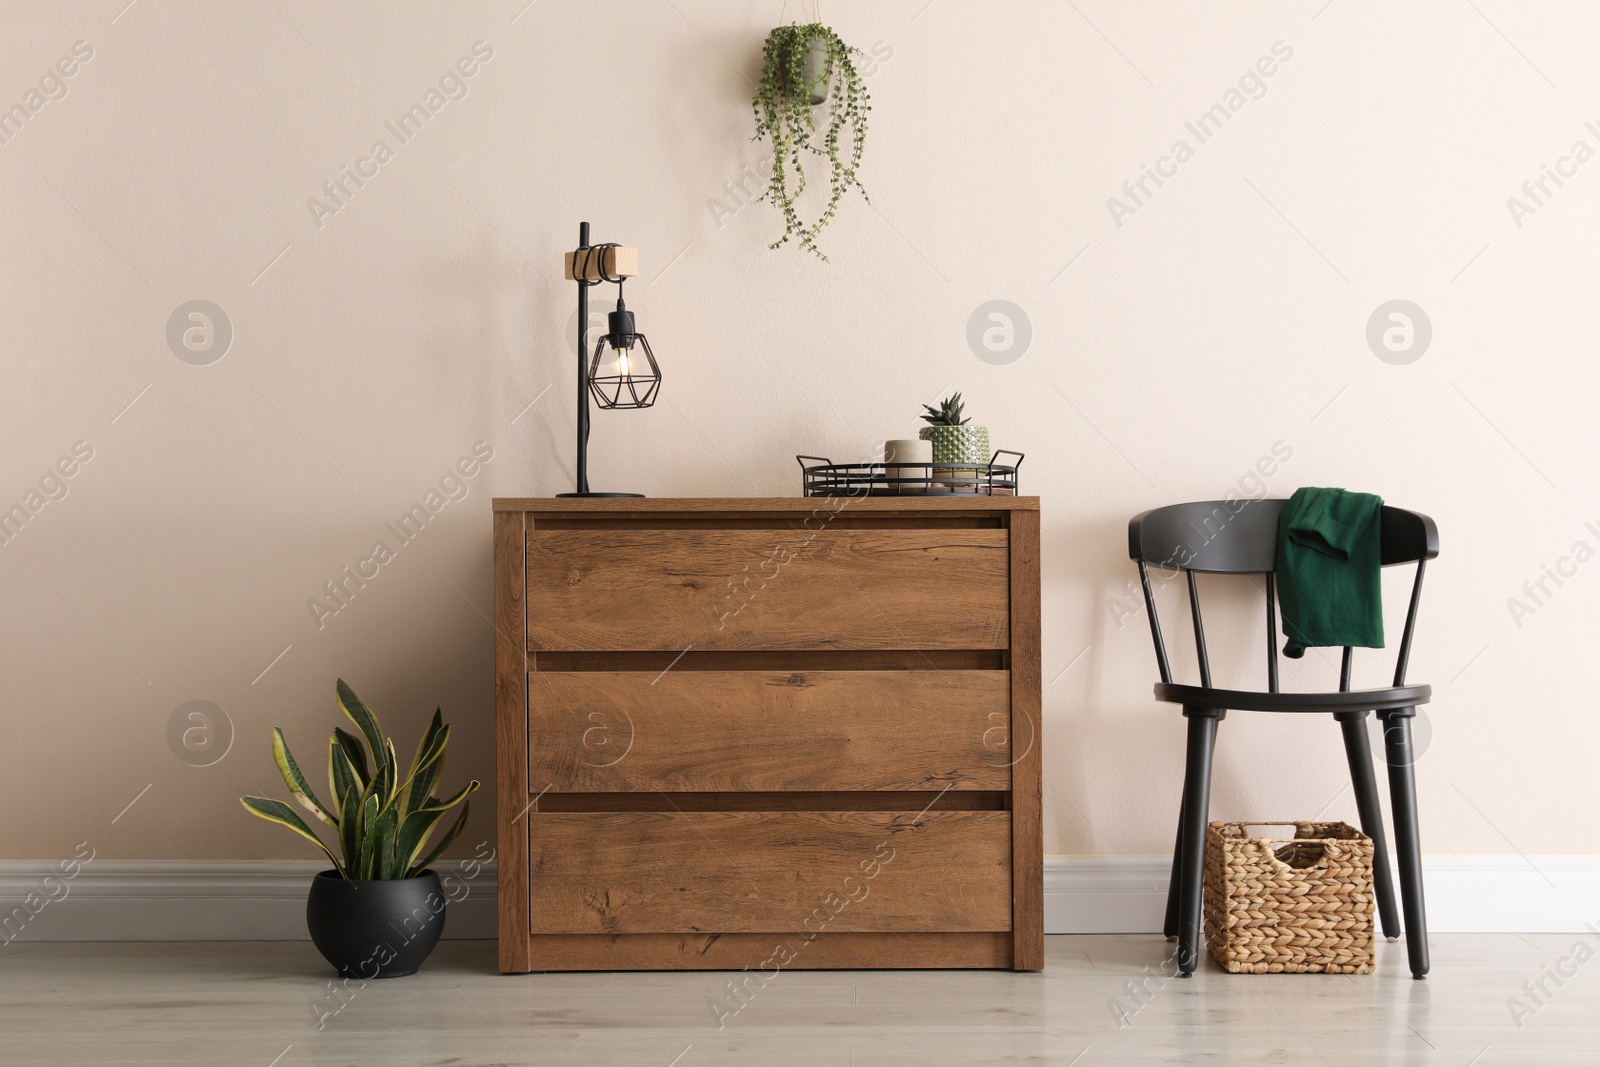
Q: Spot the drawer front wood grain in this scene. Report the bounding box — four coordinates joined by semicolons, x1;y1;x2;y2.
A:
529;811;1012;934
529;670;1011;792
526;528;1009;651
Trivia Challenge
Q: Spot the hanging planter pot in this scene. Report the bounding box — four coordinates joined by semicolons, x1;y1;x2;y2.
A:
802;34;832;104
752;24;870;260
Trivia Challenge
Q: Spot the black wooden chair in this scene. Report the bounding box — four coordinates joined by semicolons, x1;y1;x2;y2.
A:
1128;499;1438;979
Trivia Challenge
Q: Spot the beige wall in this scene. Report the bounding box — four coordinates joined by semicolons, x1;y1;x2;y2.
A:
3;0;1594;864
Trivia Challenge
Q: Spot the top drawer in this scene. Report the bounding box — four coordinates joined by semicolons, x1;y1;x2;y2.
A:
527;527;1010;651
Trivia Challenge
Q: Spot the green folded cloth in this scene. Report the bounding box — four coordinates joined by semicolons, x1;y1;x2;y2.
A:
1276;487;1385;659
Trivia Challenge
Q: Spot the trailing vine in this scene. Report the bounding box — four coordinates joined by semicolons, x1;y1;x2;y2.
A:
752;24;870;260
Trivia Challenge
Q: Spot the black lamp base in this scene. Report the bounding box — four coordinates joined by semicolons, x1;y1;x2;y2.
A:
556;491;645;498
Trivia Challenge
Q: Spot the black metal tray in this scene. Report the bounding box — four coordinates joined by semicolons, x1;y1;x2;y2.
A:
797;451;1024;497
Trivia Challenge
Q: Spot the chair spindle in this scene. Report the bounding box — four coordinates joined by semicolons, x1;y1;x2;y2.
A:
1138;561;1173;686
1393;560;1426;687
1186;570;1212;689
1264;572;1280;693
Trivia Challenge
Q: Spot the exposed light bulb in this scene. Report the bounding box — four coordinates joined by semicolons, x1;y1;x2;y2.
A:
616;349;631;379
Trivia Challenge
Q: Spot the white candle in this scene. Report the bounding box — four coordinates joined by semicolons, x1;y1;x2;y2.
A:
884;439;932;494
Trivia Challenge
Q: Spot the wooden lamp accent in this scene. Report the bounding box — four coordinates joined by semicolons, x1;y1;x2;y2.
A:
563;245;637;282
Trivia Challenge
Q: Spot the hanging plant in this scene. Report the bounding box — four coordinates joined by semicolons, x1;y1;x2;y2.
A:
752;23;870;260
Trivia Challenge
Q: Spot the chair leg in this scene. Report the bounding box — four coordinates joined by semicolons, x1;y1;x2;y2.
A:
1163;796;1184;940
1337;711;1400;940
1177;707;1221;977
1380;709;1430;979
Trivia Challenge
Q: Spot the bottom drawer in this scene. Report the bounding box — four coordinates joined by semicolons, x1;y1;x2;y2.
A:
529;810;1011;935
526;932;1012;971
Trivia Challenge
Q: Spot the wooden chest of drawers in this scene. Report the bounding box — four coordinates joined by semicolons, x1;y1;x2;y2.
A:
493;496;1042;972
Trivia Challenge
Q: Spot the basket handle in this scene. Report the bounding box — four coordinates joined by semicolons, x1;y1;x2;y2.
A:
1233;821;1306;838
1233;821;1355;837
1226;822;1352;874
795;455;831;470
1275;841;1343;873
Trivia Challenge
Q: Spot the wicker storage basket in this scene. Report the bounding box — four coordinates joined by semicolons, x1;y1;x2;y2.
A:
1203;821;1376;974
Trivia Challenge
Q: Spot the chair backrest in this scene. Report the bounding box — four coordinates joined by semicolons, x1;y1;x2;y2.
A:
1127;499;1439;692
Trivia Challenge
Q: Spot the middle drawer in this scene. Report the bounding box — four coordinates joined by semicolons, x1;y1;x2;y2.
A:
529;670;1012;792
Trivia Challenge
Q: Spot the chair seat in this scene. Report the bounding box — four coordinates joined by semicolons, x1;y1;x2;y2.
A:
1154;682;1431;713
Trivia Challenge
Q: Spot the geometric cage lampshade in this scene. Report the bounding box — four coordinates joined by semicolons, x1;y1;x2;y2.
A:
588;321;661;409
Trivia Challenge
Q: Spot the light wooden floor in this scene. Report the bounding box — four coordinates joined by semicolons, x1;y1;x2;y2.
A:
1;935;1594;1065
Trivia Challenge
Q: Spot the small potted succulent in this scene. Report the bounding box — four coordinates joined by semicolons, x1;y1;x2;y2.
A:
919;393;991;481
241;679;478;979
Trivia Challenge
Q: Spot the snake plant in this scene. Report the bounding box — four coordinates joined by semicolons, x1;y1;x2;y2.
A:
241;679;479;880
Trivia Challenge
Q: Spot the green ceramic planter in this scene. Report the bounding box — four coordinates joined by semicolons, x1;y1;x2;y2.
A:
919;425;991;479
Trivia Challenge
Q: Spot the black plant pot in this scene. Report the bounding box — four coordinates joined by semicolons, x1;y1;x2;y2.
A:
305;869;446;979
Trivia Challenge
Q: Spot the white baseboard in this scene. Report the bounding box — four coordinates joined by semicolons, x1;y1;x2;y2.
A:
1045;855;1600;934
3;855;1596;943
0;861;498;943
